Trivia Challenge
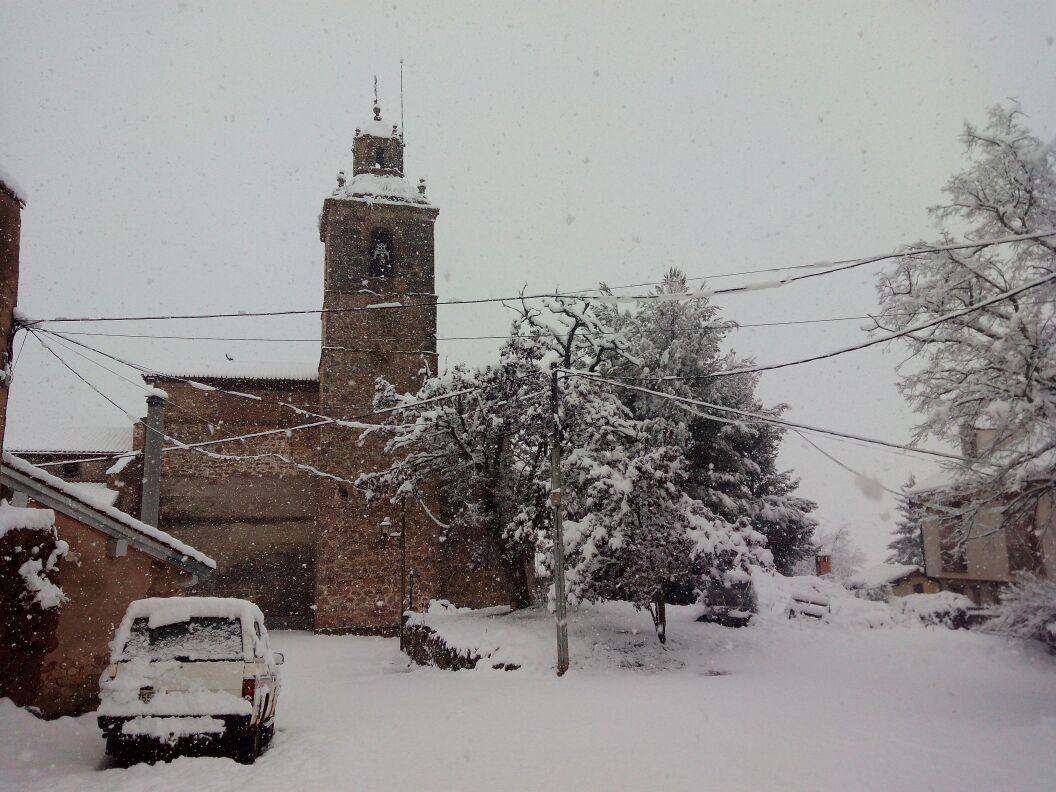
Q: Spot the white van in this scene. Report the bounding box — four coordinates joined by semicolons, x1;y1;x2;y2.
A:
97;597;283;764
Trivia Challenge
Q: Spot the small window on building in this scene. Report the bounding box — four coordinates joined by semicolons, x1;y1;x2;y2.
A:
912;583;924;594
369;228;395;277
374;146;386;168
62;462;80;478
940;524;968;573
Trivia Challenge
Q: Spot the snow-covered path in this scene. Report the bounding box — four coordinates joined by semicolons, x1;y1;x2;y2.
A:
2;610;1055;791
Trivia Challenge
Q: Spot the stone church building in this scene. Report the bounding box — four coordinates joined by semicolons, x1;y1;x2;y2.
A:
113;102;514;632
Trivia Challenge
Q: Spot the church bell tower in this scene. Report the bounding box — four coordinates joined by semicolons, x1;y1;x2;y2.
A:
313;97;441;633
318;98;438;409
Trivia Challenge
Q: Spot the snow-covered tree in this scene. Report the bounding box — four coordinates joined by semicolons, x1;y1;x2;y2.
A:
0;504;67;706
363;294;771;637
564;444;766;642
988;573;1056;647
886;476;925;566
874;103;1056;542
600;268;818;574
360;296;634;608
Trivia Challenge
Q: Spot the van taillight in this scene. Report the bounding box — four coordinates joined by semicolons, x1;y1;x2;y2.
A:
241;678;256;702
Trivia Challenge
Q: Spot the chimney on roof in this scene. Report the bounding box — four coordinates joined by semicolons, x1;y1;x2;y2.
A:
140;389;167;528
816;554;833;577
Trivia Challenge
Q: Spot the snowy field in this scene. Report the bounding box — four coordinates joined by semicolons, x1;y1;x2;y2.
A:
2;593;1055;792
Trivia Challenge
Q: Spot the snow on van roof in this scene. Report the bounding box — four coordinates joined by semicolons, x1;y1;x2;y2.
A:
111;597;265;661
124;596;264;629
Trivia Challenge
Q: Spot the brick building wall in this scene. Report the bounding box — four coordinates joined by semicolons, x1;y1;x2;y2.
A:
0;181;24;453
0;509;188;718
130;377;322;629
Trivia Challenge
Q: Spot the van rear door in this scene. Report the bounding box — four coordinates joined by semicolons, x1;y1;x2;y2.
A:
116;617;247;703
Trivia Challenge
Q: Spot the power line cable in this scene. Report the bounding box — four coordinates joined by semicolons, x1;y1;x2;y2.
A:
590;270;1056;383
26;328;547;469
31;270;1048;468
560;369;972;463
33;325;449;435
35;297;1046;346
22;229;1056;325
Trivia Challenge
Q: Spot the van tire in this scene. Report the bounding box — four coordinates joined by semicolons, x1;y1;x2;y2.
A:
234;724;261;764
106;738;136;768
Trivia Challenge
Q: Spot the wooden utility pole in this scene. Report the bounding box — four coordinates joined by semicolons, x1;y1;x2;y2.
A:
550;371;570;675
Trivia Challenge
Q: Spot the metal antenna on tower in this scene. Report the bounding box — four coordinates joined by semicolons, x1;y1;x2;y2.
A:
400;59;406;145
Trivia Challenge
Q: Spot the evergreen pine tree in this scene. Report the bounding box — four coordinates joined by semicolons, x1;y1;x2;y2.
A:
886;476;925;566
600;268;818;574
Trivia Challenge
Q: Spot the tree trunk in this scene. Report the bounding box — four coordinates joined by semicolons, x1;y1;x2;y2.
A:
650;596;667;644
505;549;534;610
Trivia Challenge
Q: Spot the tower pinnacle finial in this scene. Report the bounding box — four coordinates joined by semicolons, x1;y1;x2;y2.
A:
373;75;381;120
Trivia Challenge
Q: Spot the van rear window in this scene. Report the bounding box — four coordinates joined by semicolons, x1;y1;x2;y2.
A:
122;617;243;661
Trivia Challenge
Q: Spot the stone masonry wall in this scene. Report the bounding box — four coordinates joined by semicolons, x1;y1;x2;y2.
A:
314;193;513;633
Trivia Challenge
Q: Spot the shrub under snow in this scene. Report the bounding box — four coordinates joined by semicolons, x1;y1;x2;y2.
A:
988;574;1056;647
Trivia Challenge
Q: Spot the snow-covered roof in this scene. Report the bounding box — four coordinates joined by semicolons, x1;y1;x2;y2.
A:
846;563;923;590
356;117;401;138
1;452;215;573
5;423;134;454
0;501;55;539
145;357;321;384
66;482;121;508
333;172;430;206
906;468;960;495
0;164;26;207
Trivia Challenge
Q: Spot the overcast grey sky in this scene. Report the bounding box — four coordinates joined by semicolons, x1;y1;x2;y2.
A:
2;1;1055;561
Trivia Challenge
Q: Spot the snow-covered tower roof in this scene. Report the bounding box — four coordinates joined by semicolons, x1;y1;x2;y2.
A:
329;99;429;207
352;100;404;177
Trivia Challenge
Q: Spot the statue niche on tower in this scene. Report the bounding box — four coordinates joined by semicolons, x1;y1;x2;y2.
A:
369;228;395;277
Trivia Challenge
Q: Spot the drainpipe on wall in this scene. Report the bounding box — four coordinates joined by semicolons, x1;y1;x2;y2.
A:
140;388;167;528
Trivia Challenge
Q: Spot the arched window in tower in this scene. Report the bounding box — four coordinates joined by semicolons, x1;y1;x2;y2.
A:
369;228;395;277
374;146;386;168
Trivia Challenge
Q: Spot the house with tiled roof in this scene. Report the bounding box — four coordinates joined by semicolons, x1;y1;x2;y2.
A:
0;163;212;719
5;422;135;488
0;452;214;717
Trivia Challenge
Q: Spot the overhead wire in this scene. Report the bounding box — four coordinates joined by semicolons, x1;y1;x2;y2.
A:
20;229;1056;325
590;270;1056;382
559;369;972;464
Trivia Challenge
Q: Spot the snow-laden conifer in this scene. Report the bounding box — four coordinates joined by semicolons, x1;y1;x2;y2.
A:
885;476;925;566
598;268;818;573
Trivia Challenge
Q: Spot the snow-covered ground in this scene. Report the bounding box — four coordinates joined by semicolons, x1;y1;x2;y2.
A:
2;594;1055;791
